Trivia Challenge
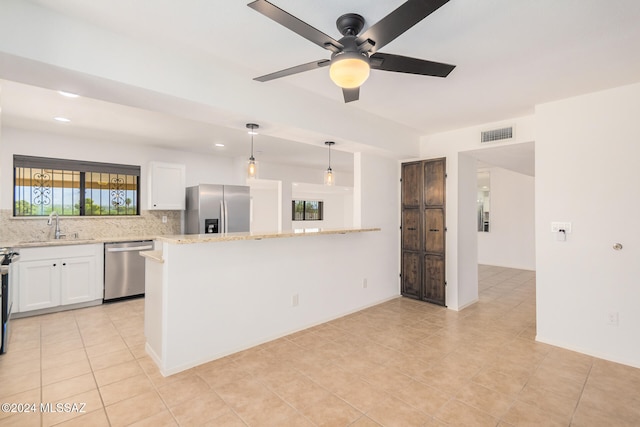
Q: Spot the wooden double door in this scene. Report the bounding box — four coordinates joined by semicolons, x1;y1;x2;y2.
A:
401;158;446;306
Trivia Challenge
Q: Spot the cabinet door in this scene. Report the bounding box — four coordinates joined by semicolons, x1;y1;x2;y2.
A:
19;260;61;311
149;162;186;210
402;209;421;251
401;251;421;299
401;162;422;208
423;255;445;306
60;256;97;305
424;208;445;254
424;159;445;207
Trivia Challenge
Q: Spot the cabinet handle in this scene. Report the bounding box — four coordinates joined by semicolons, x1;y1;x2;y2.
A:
53;263;56;267
63;263;66;266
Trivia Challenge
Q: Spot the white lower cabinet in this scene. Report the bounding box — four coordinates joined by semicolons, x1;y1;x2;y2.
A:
15;244;103;313
19;259;61;311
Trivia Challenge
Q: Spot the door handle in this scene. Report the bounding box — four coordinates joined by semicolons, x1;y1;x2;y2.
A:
407;227;417;231
429;228;440;232
106;245;153;252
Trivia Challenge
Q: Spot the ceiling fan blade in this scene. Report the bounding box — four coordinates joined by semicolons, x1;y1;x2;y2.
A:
359;0;450;53
342;87;359;103
370;52;455;77
248;0;343;52
254;59;330;82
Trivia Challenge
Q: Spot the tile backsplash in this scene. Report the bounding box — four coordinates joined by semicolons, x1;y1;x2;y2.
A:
0;209;181;243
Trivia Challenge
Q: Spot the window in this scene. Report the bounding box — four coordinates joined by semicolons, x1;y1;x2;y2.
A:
292;200;324;221
14;155;140;217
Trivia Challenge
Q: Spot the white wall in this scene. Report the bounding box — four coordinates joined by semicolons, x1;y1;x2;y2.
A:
355;152;401;294
477;166;536;270
535;82;640;368
292;183;354;230
247;179;281;233
457;153;479;308
419;115;536;310
257;161;354;232
0;127;235;211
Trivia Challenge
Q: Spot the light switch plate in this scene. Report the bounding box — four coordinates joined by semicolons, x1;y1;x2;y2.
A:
551;222;572;233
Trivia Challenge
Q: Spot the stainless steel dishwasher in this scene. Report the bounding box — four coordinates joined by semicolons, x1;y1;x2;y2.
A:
104;241;153;301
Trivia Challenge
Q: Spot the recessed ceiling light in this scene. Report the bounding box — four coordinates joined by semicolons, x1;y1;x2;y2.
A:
58;91;79;98
214;143;225;147
54;117;71;123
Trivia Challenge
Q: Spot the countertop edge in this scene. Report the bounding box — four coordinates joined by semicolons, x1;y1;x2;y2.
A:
2;235;157;249
156;227;381;244
2;228;381;248
140;250;164;263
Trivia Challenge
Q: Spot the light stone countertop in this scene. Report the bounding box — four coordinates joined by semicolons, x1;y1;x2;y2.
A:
2;228;380;249
2;235;157;249
156;227;381;245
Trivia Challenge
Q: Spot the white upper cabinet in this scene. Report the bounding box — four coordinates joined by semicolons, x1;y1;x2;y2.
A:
148;162;186;210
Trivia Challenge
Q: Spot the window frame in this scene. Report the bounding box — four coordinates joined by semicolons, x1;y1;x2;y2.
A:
291;199;324;221
13;155;141;217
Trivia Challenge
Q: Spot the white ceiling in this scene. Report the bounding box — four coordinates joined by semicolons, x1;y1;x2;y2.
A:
2;0;640;173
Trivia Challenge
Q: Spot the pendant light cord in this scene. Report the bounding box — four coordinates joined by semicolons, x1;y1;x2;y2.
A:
250;132;255;160
325;141;335;171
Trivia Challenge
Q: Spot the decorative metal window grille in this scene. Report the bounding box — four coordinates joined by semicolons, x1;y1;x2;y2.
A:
292;200;324;221
13;155;140;217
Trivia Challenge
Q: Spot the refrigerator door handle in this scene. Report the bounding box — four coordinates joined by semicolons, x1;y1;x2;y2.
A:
220;200;225;233
224;200;229;233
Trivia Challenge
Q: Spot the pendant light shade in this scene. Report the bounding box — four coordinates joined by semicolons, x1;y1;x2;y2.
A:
324;141;335;186
246;123;259;179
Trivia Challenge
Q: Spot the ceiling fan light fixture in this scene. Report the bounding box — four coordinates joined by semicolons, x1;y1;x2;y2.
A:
329;52;370;89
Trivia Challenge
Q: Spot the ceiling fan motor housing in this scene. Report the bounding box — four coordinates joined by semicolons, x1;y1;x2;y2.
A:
336;13;365;36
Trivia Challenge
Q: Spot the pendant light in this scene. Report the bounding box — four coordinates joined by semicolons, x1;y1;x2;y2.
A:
246;123;259;179
324;141;335;186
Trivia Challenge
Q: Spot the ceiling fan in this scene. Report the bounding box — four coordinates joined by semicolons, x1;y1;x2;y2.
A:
247;0;456;103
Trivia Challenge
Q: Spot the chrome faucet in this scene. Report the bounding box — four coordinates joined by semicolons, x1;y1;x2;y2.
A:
47;211;64;239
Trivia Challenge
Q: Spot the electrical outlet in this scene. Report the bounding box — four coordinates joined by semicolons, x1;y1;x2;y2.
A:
607;311;619;326
162;215;168;223
292;294;299;307
362;278;368;289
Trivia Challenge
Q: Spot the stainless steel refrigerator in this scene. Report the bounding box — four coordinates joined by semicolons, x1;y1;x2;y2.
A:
185;184;250;234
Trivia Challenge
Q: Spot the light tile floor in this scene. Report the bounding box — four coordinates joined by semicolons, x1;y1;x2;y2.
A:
1;265;639;426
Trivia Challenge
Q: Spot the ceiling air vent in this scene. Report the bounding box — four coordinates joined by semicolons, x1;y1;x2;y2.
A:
481;126;513;143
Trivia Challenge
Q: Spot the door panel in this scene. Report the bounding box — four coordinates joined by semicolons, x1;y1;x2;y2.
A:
402;162;421;208
224;185;250;233
402;209;421;251
425;209;444;253
424;159;445;207
423;255;445;306
401;252;421;299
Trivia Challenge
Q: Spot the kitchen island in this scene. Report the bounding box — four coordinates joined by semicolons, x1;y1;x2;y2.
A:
142;227;393;376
